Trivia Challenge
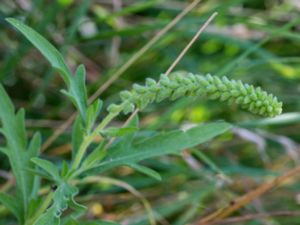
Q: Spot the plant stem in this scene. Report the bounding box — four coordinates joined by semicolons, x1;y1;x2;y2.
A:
26;191;53;225
70;112;119;171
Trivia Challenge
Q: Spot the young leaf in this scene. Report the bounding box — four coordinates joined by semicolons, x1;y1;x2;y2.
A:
0;193;22;222
72;116;85;160
6;18;88;121
0;147;8;155
81;141;107;169
84;122;232;175
62;216;80;225
82;221;121;225
33;206;60;225
70;64;88;118
6;18;72;84
45;182;80;221
61;160;70;178
27;198;43;221
15;109;27;148
63;217;80;225
101;127;138;137
126;163;162;181
86;99;103;132
62;65;88;120
27;132;42;159
0;84;39;217
68;197;87;216
31;158;61;182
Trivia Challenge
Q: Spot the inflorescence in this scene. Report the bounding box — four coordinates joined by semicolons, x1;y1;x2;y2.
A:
107;72;282;117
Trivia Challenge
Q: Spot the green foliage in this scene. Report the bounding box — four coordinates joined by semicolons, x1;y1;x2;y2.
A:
1;17;236;225
0;2;296;225
0;193;22;222
6;18;88;122
31;158;61;182
33;207;60;225
0;84;41;223
83;122;232;175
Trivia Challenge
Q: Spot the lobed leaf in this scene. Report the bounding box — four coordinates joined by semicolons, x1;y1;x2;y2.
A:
0;84;40;220
33;206;60;225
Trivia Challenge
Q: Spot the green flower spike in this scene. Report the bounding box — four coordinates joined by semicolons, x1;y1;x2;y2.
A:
107;72;283;117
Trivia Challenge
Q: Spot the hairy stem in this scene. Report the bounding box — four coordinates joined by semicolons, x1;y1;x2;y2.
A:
26;191;53;225
70;110;122;172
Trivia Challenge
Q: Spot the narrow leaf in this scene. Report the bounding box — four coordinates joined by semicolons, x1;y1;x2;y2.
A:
86;99;103;132
0;193;22;222
82;141;106;169
82;221;121;225
0;147;8;155
101;127;138;137
127;163;161;181
28;132;42;158
31;158;61;182
61;160;69;178
6;18;72;84
84;122;232;175
72;116;85;160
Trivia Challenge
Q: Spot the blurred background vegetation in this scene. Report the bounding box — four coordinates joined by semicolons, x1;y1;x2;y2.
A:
1;0;300;224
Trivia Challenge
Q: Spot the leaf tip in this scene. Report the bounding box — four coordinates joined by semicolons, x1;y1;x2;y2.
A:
5;18;20;26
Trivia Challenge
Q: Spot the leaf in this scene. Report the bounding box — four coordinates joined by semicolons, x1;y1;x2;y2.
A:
82;221;121;225
68;197;87;216
51;182;79;218
25;168;52;181
33;206;60;225
63;217;80;225
28;132;42;159
31;157;61;182
86;99;103;132
6;18;72;84
0;84;14;116
239;112;300;127
0;85;26;151
0;84;38;217
126;163;161;181
63;64;88;120
34;183;79;224
61;160;69;178
84;122;232;175
70;64;88;118
81;141;106;170
0;193;22;222
0;147;8;155
72;116;85;160
6;18;88;121
15;109;27;148
27;198;43;220
62;219;120;225
101;127;138;137
27;132;42;197
112;0;163;17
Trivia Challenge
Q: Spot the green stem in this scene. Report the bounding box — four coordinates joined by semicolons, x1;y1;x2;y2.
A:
26;191;53;225
70;112;119;172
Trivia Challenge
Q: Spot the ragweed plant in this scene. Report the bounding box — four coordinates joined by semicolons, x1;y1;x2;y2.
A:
0;18;282;225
